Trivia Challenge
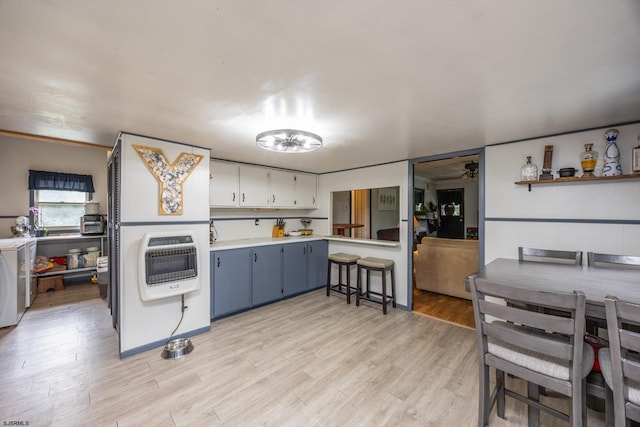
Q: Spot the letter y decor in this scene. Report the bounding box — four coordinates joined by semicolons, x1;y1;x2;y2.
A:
133;145;204;215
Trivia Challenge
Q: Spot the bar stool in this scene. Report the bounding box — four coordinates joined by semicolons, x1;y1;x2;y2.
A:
356;257;396;314
326;252;361;304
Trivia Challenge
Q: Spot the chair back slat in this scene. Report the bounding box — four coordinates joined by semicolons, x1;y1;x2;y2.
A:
623;359;640;383
519;246;583;266
588;252;640;268
479;299;574;335
484;321;573;360
474;278;579;310
620;330;640;354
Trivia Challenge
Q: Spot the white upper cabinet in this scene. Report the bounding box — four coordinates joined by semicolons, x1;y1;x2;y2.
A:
295;173;317;208
210;160;239;207
239;165;270;207
269;170;296;208
209;161;317;209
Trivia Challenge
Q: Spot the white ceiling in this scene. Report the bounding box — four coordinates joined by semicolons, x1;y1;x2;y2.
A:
1;1;639;174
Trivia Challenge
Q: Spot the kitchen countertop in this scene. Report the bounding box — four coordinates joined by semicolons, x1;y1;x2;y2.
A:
210;234;400;250
210;235;324;250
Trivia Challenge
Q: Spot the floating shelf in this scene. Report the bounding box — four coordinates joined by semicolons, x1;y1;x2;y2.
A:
515;173;640;191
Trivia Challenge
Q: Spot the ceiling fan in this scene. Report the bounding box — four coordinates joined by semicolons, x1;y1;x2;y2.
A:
461;161;479;180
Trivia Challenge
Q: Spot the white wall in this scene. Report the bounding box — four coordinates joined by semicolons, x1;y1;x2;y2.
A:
484;122;640;265
332;191;350;227
318;161;410;308
0;135;110;238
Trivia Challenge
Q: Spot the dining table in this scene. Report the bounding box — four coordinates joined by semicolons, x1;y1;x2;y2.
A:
469;258;640;320
332;223;364;236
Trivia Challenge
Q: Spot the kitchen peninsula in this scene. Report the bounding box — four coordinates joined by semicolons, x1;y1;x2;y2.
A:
209;233;403;320
210;235;328;319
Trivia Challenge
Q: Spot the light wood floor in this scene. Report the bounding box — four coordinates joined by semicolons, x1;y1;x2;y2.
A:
0;284;606;426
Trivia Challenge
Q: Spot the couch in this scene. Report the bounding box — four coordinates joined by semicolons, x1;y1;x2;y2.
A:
413;236;479;300
376;227;399;241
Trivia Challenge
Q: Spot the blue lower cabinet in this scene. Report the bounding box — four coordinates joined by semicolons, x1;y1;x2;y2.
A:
252;245;283;306
211;248;252;319
307;240;328;290
211;239;328;320
283;242;309;297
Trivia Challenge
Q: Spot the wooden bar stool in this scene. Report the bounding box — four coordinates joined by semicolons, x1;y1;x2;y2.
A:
326;252;361;304
356;257;396;314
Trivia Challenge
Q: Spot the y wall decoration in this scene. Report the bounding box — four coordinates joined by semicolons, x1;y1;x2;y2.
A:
133;145;204;215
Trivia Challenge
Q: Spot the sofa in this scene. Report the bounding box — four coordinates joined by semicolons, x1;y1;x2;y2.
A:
413;236;479;300
376;227;399;241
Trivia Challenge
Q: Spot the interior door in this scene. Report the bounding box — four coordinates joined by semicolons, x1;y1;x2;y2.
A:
437;189;464;239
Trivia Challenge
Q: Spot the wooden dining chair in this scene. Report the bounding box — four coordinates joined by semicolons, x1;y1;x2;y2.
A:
587;252;640;269
599;295;640;426
469;275;593;427
518;246;583;266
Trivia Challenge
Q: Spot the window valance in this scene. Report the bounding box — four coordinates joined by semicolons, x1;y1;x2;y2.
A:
28;170;95;193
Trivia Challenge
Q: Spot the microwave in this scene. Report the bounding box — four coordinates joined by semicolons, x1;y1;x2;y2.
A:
81;215;105;235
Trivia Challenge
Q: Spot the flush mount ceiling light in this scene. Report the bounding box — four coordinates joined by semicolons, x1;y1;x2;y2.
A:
462;161;479;180
256;129;322;153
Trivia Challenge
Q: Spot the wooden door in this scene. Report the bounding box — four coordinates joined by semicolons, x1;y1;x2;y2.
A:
437;189;464;239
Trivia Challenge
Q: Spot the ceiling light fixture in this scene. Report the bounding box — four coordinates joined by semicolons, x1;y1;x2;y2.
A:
463;161;479;179
256;129;322;153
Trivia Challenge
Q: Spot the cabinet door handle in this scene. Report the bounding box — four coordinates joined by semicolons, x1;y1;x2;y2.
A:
232;192;236;202
272;195;275;203
242;193;245;202
309;246;312;254
254;253;257;262
217;257;220;268
303;246;306;255
312;196;316;205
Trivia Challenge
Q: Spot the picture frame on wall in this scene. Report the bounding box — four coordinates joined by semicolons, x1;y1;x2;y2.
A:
377;187;397;211
633;145;640;173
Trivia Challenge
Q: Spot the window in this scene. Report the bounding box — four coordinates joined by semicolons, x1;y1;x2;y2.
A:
35;190;88;228
28;169;95;230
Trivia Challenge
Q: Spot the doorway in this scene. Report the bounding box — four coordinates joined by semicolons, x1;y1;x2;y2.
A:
437;188;464;239
411;150;482;327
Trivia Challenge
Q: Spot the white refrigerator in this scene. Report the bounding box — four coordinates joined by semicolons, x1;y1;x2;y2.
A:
108;132;211;358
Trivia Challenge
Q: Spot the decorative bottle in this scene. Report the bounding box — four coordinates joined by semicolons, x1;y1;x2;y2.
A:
520;156;538;181
602;128;622;176
579;143;598;177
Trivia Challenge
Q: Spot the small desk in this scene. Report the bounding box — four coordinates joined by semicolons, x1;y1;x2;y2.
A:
471;258;640;320
332;224;364;236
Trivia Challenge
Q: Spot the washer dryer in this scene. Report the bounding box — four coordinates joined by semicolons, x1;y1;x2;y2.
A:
24;237;37;307
0;239;27;328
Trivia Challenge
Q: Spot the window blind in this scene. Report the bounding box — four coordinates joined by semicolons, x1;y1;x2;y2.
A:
28;170;95;193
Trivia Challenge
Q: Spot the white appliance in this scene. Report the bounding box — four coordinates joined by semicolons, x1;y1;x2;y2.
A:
24;237;37;307
107;132;211;357
0;239;27;328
